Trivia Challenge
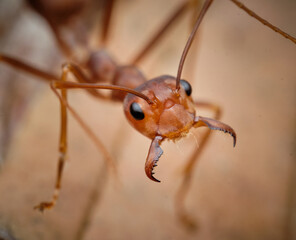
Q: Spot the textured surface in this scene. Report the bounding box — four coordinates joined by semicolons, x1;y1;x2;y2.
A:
0;0;296;240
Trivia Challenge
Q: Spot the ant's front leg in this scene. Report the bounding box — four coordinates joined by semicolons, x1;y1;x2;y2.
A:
0;54;68;211
34;64;122;211
34;68;69;211
175;102;236;230
0;55;117;210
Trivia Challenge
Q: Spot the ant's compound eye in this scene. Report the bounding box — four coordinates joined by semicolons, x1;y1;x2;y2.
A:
130;102;145;120
180;79;192;96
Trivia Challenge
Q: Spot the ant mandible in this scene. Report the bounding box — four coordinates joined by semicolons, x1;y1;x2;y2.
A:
1;0;296;229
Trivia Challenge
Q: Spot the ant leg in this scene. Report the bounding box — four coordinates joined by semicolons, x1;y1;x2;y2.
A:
130;0;196;65
53;63;154;103
175;102;233;229
59;63;110;100
229;0;296;44
100;0;116;45
47;20;73;58
0;55;68;211
0;54;58;82
26;0;74;58
33;68;69;211
48;65;153;169
0;55;118;209
46;19;73;58
0;54;150;102
0;55;109;100
34;64;118;211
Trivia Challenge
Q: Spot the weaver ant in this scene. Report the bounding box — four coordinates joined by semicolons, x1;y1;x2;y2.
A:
0;0;295;235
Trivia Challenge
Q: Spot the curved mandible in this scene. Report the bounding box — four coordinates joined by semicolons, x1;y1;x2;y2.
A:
145;136;164;182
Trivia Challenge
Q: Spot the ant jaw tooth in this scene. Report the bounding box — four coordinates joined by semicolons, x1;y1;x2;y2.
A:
152;175;161;183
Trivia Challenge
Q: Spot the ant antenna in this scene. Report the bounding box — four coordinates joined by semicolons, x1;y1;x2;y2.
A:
230;0;296;45
176;0;296;90
176;0;213;90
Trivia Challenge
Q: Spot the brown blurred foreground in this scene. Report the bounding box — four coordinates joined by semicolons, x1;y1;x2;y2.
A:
0;0;296;239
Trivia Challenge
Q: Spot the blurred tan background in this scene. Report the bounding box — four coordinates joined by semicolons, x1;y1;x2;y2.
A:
0;0;295;239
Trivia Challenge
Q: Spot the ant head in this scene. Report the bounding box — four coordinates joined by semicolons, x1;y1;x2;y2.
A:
123;75;196;140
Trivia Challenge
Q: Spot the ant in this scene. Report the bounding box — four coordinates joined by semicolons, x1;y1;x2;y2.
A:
0;0;295;232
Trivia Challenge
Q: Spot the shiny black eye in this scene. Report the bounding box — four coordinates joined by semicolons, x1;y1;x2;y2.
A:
130;102;145;120
180;79;192;96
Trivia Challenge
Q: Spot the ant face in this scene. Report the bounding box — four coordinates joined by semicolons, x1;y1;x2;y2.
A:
124;76;196;140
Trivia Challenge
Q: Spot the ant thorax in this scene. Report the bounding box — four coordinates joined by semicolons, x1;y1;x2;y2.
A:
123;75;196;140
87;50;147;100
87;50;117;82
